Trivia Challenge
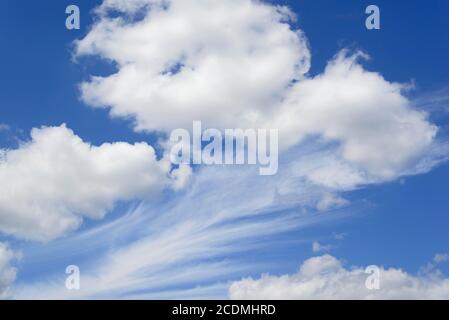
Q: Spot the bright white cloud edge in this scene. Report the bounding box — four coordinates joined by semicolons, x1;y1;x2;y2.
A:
230;255;449;300
0;125;190;242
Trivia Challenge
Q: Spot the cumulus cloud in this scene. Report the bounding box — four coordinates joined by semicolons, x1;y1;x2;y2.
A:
229;255;449;300
277;51;437;180
76;0;310;132
0;243;19;299
0;125;184;242
76;0;438;186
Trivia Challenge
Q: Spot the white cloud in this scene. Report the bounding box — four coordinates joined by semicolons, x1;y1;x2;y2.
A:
0;124;183;242
229;255;449;300
76;0;438;186
0;243;19;299
76;0;310;132
277;51;437;180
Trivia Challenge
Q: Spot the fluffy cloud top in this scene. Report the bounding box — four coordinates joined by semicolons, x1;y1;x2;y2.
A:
229;255;449;300
0;243;18;299
77;0;310;132
76;0;437;184
0;125;183;242
277;52;437;180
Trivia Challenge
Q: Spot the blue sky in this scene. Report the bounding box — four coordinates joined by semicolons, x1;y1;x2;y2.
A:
0;0;449;299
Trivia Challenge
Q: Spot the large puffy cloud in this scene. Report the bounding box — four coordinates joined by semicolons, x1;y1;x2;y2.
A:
0;243;18;299
76;0;437;184
76;0;310;132
0;125;184;242
229;255;449;300
277;52;437;180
